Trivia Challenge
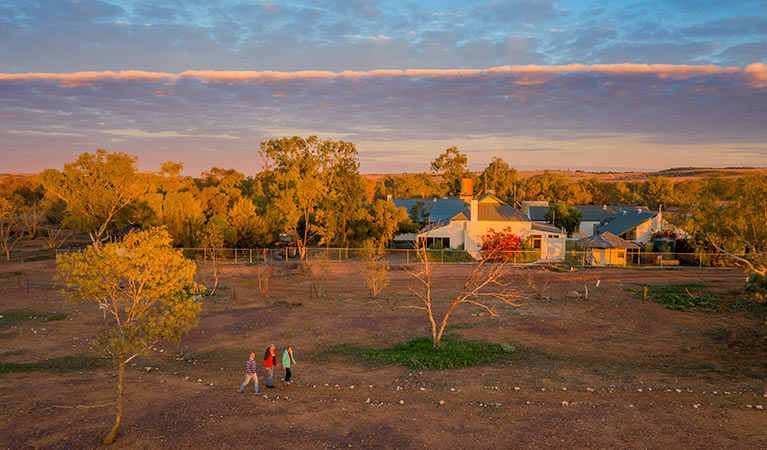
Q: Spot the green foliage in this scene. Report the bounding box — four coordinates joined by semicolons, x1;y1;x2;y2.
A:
39;149;150;245
431;146;468;196
56;227;203;359
544;201;582;235
745;273;767;303
425;249;475;262
0;355;106;374
639;176;675;209
0;312;33;321
476;157;518;203
333;336;516;370
641;283;722;311
367;199;412;249
44;313;67;321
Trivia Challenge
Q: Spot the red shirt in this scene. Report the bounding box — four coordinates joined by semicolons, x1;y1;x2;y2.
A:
264;349;277;368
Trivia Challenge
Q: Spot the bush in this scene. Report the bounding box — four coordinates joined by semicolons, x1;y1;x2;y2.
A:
332;336;516;370
643;283;722;311
745;273;767;303
425;249;475;262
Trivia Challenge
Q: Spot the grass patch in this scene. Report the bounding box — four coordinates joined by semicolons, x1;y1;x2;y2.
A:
24;254;53;262
44;313;67;322
636;283;723;311
0;312;33;321
0;355;106;374
425;250;476;263
331;336;517;370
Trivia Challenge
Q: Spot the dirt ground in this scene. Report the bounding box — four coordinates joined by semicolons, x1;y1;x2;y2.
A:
1;259;767;449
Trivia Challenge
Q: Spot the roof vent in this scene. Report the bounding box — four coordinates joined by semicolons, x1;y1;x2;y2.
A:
622;210;627;215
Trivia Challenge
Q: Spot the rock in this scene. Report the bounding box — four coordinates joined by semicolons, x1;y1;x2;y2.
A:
350;385;355;389
757;405;764;410
365;398;370;404
561;401;569;406
637;388;643;392
197;379;202;383
399;400;405;405
514;387;520;391
693;404;700;409
419;388;426;391
566;290;582;298
145;367;152;372
541;388;546;392
439;400;445;406
586;387;595;392
562;387;567;391
675;389;682;393
746;404;753;409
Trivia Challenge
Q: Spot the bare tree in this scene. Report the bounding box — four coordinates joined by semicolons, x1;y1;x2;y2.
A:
40;226;74;251
19;202;43;239
403;235;521;348
521;267;552;301
256;249;272;297
0;198;22;261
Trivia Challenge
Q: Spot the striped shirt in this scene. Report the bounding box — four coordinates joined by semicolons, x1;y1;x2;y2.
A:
245;358;257;375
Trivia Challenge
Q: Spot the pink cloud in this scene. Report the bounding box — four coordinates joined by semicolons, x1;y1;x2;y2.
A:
0;64;753;86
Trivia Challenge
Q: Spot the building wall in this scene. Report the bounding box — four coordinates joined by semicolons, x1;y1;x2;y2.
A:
573;220;601;239
423;220;565;261
587;248;627;266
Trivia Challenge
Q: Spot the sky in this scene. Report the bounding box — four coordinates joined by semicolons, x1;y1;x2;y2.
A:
0;0;766;175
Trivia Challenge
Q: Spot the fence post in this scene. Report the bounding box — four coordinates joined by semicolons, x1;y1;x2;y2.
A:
699;251;702;268
234;248;238;264
659;253;663;267
441;249;444;263
249;249;253;264
406;249;409;264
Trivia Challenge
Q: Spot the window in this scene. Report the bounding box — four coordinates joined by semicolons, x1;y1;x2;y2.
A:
426;237;450;249
593;223;600;234
530;235;542;249
617;250;626;259
548;234;558;238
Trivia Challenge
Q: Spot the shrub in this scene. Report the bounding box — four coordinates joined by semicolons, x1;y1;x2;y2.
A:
745;273;767;303
480;227;522;262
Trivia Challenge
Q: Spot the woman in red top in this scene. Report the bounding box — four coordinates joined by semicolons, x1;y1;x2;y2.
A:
263;344;279;388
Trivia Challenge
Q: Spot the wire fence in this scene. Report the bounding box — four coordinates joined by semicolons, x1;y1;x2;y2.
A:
0;245;753;268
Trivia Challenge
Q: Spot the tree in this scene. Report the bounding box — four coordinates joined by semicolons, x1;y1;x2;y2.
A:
197;215;235;295
367;199;412;250
479;227;523;262
365;256;390;298
404;234;521;348
476;157;518;203
228;198;272;248
544;201;582;236
431;146;468;196
260;136;346;257
382;173;444;199
56;228;202;444
0;196;22;261
39;150;149;246
640;176;675;210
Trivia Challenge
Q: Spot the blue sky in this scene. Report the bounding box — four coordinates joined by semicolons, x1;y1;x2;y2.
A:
1;1;766;174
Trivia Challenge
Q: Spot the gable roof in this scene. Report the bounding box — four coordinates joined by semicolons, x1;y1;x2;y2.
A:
451;194;530;222
598;210;657;236
577;232;639;249
391;198;466;225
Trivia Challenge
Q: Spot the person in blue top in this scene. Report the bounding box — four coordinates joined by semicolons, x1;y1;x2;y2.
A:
282;346;296;384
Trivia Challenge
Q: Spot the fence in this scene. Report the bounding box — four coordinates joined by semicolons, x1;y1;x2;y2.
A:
160;247;752;268
4;246;750;268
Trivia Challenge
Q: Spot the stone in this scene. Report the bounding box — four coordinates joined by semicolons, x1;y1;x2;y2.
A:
439;400;445;406
399;400;405;405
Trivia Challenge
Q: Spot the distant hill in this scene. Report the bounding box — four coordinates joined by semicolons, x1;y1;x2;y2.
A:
362;167;767;183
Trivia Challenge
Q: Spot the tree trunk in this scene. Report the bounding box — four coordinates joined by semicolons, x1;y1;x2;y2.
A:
211;256;219;295
103;354;126;445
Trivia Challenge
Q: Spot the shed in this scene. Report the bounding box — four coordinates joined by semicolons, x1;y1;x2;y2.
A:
577;232;639;266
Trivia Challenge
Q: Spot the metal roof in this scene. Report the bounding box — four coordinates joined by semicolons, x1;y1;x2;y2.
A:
531;222;563;234
598;210;657;237
391;198;467;225
577;231;639;249
451;193;531;222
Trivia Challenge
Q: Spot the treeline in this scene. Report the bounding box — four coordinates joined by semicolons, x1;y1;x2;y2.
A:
377;147;734;210
1;140;766;260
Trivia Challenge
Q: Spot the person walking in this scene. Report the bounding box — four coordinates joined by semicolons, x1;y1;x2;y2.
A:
282;346;296;384
264;344;278;388
238;352;260;394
